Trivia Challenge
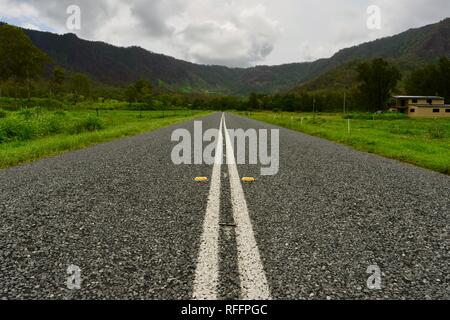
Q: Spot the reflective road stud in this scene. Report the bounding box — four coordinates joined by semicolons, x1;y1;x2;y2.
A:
194;177;209;182
241;177;256;183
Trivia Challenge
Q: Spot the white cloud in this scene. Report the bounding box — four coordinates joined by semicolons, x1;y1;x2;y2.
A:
297;42;335;62
173;2;281;66
0;0;38;18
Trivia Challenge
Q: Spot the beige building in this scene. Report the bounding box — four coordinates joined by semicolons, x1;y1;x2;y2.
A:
392;96;450;118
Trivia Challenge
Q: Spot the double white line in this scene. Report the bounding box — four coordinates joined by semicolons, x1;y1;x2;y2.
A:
193;114;271;300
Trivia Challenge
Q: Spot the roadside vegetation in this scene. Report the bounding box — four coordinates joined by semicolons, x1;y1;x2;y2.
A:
0;108;208;169
0;25;210;169
240;111;450;175
1;24;449;172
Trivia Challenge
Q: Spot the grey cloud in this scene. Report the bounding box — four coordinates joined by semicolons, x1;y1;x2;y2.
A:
174;3;281;67
130;0;186;37
2;0;281;67
4;0;176;39
1;0;449;67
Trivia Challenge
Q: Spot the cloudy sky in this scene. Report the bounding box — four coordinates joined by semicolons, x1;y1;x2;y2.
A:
0;0;449;67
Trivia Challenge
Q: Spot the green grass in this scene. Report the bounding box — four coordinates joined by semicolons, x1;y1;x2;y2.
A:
0;108;210;169
238;111;450;175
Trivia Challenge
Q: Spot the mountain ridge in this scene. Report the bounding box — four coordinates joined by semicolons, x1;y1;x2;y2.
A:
1;18;449;95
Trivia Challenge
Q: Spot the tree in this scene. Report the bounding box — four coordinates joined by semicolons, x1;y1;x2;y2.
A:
248;93;263;110
357;59;401;112
50;67;66;97
134;79;152;97
405;57;450;101
436;57;450;100
124;79;152;103
0;24;49;99
134;79;153;103
125;84;138;103
69;73;91;104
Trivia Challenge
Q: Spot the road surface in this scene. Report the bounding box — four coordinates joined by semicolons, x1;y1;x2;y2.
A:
0;113;448;299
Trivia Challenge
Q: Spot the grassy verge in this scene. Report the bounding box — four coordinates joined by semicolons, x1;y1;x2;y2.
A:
0;109;210;169
238;111;450;175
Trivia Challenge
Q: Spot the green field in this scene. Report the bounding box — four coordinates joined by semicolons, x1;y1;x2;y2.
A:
239;111;450;175
0;108;209;169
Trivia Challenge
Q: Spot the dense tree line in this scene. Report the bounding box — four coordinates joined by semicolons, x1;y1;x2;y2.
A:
0;24;49;100
405;57;450;101
1;25;448;113
356;59;401;112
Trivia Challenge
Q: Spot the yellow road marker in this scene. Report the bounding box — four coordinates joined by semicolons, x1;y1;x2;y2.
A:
241;177;256;183
194;177;209;182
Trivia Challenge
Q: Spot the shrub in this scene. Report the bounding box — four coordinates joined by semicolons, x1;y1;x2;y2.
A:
309;116;327;125
83;115;104;131
0;118;35;141
343;113;407;120
0;98;65;110
18;109;34;120
40;116;64;135
70;115;105;133
0;109;7;118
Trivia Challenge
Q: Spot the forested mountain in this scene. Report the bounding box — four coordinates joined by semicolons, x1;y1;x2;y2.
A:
290;17;450;93
1;18;448;95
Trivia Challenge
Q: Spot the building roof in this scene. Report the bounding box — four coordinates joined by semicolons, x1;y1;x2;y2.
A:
393;95;444;100
408;104;450;108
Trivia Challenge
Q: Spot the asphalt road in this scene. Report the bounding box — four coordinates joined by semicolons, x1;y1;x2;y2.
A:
0;113;448;300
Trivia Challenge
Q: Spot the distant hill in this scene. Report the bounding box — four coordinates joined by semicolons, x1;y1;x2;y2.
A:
1;18;449;95
290;18;450;93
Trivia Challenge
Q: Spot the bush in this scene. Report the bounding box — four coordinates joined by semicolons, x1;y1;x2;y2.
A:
343;112;407;120
0;109;7;118
70;115;104;133
40;116;64;135
0;98;65;111
83;115;104;131
0;110;108;144
18;109;34;120
0;118;35;141
308;116;327;125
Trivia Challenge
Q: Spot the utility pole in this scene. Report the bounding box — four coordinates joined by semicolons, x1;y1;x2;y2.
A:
343;92;347;115
313;97;316;121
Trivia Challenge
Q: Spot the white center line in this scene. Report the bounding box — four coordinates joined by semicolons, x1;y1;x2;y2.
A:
192;115;224;300
223;114;272;300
